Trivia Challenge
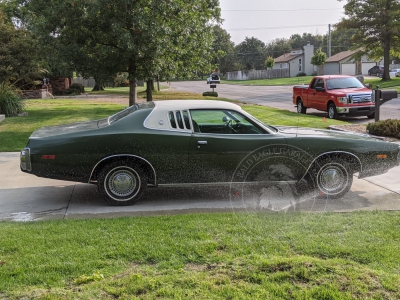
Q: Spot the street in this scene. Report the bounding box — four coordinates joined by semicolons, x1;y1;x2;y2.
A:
170;80;400;123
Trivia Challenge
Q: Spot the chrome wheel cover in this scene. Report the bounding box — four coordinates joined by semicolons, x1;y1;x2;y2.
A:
105;167;140;200
328;106;335;119
317;163;348;195
297;101;302;113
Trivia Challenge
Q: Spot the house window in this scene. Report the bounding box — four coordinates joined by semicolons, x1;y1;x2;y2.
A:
299;58;302;71
280;64;282;69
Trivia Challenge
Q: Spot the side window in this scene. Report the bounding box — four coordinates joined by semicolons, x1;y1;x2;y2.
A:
182;110;191;130
169;111;176;128
175;111;184;129
190;109;265;134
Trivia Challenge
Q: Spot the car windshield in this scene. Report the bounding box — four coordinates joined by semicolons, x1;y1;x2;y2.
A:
326;77;365;90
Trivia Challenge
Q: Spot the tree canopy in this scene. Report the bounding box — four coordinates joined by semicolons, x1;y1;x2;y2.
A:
22;0;221;104
337;0;400;80
234;37;266;70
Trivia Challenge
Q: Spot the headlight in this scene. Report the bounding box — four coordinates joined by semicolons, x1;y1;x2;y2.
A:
338;97;348;104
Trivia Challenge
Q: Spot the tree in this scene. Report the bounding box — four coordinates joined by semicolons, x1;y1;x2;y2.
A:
264;56;274;69
23;0;221;105
211;25;235;74
235;37;266;70
311;49;327;75
290;33;323;51
265;38;292;58
0;9;43;87
337;0;400;81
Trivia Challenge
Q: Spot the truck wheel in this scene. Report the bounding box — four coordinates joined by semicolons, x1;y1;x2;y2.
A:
328;103;338;119
367;112;375;119
297;99;307;114
98;160;147;206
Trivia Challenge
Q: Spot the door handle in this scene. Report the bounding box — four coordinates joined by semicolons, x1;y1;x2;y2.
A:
198;141;207;145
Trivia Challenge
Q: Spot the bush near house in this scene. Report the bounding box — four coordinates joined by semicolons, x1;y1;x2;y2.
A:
367;119;400;139
0;82;26;116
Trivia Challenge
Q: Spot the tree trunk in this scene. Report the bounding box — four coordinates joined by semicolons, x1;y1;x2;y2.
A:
91;83;104;91
157;76;160;91
382;36;391;81
128;58;137;106
146;79;153;102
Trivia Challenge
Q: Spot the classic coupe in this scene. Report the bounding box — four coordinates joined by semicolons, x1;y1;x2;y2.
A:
20;100;400;206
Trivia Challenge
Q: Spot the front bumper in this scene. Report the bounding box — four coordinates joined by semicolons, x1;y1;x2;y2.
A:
336;105;375;116
20;148;32;172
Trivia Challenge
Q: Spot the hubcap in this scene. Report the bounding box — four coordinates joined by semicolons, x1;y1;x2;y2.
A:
107;169;137;198
318;164;347;194
329;107;335;118
297;102;302;113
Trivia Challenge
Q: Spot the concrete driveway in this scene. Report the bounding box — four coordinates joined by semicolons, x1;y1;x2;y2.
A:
1;152;399;221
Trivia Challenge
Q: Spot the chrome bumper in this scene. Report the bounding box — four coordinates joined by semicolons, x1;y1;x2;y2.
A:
20;148;32;172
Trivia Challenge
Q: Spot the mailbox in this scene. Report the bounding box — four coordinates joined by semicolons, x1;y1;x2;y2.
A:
374;88;398;122
210;84;217;89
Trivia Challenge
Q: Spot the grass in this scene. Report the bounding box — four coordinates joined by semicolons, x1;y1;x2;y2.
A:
221;75;400;92
0;95;347;152
1;211;400;299
221;76;315;86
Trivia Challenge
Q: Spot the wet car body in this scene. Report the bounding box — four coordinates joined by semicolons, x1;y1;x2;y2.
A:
21;100;400;205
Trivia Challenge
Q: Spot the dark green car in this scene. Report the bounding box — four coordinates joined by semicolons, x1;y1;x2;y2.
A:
20;100;400;206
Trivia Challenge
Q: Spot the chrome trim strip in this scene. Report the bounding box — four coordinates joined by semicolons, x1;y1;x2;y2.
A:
299;151;362;181
158;181;297;188
89;154;157;185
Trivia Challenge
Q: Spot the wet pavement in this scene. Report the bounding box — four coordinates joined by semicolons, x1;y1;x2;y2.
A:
1;151;400;222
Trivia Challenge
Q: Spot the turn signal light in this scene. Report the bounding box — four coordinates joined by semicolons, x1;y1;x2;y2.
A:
376;154;387;159
42;155;56;160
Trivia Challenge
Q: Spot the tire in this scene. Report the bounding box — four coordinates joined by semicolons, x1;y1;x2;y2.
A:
367;112;375;119
297;99;307;114
313;158;353;199
328;103;338;119
98;160;147;206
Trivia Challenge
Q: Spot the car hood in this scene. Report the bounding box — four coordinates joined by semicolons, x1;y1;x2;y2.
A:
327;88;371;95
30;119;108;138
275;126;378;141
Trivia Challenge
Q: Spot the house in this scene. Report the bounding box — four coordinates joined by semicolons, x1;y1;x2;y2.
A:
273;42;316;77
323;49;379;75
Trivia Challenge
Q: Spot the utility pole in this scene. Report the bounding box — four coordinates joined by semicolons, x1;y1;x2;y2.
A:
328;24;331;57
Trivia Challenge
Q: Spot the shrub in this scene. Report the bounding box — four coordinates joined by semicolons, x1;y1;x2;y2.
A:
70;83;85;93
367;119;400;139
296;72;307;77
0;82;26;116
202;91;218;97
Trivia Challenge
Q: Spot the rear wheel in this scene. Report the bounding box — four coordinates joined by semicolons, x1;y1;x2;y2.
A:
297;99;307;114
328;103;338;119
98;160;147;206
313;158;353;199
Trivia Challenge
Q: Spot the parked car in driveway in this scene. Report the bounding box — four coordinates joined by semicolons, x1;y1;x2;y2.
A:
368;65;384;76
391;69;400;77
20;100;400;206
207;74;220;84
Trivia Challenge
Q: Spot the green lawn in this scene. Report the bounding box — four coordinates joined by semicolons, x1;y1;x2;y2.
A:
221;75;400;92
0;97;347;152
1;211;399;299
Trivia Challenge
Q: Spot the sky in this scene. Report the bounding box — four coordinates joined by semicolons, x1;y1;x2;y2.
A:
219;0;346;45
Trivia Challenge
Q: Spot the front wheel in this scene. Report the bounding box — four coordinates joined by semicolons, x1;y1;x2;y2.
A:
297;99;307;114
328;103;338;119
313;158;353;199
98;160;147;206
367;112;375;119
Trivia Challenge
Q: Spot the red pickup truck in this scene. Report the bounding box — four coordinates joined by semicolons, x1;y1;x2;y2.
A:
292;75;375;119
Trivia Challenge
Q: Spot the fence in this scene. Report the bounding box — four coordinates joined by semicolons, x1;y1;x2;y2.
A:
226;69;289;81
72;77;96;87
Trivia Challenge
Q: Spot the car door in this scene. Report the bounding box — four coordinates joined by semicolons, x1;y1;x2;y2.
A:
308;78;328;111
188;109;287;183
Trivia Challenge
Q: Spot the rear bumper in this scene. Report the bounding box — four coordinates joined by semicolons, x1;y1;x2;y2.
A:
337;105;375;116
20;148;31;172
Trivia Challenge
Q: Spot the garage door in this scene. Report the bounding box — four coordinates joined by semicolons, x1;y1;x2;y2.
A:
362;62;377;75
341;63;356;75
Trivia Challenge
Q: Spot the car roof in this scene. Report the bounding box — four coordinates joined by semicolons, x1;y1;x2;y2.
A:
313;75;355;79
144;100;242;131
